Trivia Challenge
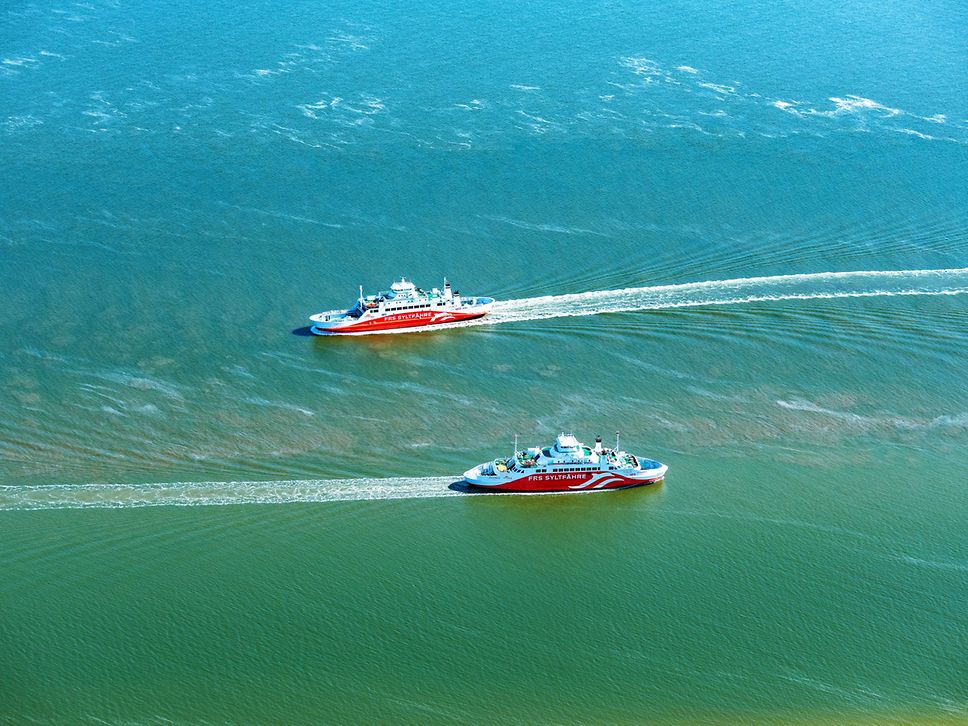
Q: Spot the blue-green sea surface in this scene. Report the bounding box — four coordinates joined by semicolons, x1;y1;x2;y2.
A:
1;0;966;722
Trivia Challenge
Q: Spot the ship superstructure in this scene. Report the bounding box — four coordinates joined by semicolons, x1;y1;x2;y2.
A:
463;433;668;493
310;278;493;335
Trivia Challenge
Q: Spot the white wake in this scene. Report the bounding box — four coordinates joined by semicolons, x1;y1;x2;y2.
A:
484;268;968;325
320;268;968;335
0;477;464;511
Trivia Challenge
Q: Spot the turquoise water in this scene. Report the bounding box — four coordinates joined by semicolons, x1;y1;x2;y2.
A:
2;0;967;722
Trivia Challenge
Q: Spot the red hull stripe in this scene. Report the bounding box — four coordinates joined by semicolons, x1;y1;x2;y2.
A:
324;310;487;333
471;472;664;493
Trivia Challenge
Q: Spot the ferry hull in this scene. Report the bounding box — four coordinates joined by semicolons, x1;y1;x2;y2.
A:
309;278;493;336
463;468;666;493
311;307;489;335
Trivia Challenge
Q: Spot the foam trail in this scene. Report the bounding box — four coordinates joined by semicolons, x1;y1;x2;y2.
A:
0;477;462;511
333;269;968;335
484;268;968;325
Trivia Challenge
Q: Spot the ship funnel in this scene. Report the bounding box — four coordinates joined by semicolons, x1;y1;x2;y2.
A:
594;435;603;453
443;278;453;302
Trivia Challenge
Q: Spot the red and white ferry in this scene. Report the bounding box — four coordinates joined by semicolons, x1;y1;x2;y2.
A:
463;433;668;493
310;278;494;335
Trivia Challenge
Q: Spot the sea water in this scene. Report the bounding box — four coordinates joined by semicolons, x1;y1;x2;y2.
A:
2;0;966;721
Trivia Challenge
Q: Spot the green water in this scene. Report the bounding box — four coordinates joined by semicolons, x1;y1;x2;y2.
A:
5;449;967;722
2;0;967;721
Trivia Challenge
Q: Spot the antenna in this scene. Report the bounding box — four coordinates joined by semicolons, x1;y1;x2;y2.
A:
513;433;518;459
359;284;364;303
615;430;620;452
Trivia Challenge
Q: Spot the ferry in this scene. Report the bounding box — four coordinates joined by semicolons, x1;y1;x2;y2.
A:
310;278;494;335
463;433;668;493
